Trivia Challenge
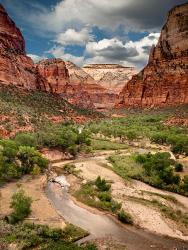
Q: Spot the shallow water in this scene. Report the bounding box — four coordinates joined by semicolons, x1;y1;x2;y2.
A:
46;178;188;250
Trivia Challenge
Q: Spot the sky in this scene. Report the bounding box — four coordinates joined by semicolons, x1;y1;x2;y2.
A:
1;0;187;69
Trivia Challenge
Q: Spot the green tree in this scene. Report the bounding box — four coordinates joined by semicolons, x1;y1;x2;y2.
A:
9;189;32;224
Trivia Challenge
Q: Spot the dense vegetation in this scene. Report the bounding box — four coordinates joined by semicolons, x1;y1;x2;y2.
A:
87;112;188;155
75;176;133;224
0;221;96;250
109;152;188;196
0;139;48;184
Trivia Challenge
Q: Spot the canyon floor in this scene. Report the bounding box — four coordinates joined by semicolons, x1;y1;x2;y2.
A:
1;143;188;249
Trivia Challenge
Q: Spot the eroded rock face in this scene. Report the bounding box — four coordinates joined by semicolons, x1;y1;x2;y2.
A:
36;59;70;93
117;3;188;108
0;4;38;89
66;61;118;110
83;64;137;94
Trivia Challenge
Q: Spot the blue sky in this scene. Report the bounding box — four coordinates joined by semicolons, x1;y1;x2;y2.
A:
1;0;187;68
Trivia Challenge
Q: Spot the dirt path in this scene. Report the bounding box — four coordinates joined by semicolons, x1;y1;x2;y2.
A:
52;151;188;241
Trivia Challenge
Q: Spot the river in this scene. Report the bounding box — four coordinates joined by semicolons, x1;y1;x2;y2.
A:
46;175;188;250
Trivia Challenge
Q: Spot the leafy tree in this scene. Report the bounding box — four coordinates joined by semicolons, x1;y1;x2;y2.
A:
9;189;32;224
17;146;48;174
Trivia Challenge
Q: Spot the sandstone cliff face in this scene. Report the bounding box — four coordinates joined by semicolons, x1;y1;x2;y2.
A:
0;4;38;89
83;64;137;94
117;3;188;108
65;61;118;110
36;59;70;94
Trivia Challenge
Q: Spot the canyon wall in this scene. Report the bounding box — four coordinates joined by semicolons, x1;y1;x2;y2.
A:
117;3;188;108
0;4;39;89
83;64;137;94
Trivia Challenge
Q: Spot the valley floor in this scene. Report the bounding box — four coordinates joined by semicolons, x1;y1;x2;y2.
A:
52;149;188;241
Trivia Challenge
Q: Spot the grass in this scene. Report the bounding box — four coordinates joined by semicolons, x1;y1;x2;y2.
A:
108;153;188;196
91;138;128;151
74;177;133;224
108;154;144;180
0;221;94;250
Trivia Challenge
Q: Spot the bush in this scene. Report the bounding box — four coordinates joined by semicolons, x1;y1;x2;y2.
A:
14;133;37;147
18;146;48;174
9;189;32;224
95;176;111;192
175;163;184;172
118;209;133;224
98;192;112;202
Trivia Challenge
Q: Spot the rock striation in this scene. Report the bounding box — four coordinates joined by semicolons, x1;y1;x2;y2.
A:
117;3;188;108
0;4;39;89
65;61;118;110
83;64;137;94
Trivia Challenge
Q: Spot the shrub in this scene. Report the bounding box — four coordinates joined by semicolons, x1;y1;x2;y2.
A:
63;164;77;175
9;189;32;224
95;176;111;192
18;146;48;174
175;163;184;172
118;209;133;224
98;192;112;202
182;175;188;192
14;133;37;147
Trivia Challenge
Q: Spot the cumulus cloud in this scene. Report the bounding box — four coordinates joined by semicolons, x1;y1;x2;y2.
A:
86;38;138;60
28;54;47;63
48;46;84;66
56;28;93;46
4;0;187;33
85;33;160;69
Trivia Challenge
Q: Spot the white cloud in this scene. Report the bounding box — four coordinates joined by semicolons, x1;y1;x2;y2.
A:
56;28;93;45
86;38;138;60
6;0;185;34
48;46;84;66
28;54;47;63
84;33;160;69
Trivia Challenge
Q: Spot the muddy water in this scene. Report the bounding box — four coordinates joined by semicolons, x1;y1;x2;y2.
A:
46;178;188;250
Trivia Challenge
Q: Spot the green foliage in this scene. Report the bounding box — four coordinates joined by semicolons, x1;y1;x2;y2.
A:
62;164;77;175
14;133;37;147
9;190;32;224
74;177;125;221
117;209;133;224
109;152;188;196
175;163;184;172
36;124;91;156
91;139;128;151
0;139;48;183
0;220;92;250
17;146;48;174
86;112;188;155
95;176;111;192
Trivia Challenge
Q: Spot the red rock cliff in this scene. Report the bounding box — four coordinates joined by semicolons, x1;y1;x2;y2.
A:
0;4;38;89
117;3;188;108
65;61;118;110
